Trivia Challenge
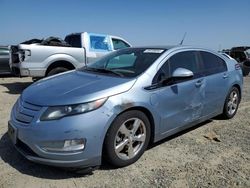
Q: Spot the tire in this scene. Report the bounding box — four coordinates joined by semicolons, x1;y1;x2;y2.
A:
221;87;240;119
242;70;249;76
104;110;151;167
47;67;70;76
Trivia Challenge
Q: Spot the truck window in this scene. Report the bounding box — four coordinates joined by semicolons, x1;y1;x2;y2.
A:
64;34;82;48
112;38;130;50
89;35;111;51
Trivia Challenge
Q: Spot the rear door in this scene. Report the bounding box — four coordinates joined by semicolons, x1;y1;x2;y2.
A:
151;50;205;134
199;51;229;117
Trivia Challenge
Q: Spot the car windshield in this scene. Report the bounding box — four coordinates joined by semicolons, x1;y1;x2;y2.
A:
246;49;250;58
81;48;166;78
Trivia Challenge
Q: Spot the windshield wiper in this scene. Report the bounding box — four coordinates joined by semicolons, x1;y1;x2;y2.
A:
84;67;124;77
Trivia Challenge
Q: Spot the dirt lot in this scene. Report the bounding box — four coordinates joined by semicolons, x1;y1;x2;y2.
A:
0;76;249;188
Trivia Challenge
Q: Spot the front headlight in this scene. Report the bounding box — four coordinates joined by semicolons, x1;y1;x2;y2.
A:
40;98;107;121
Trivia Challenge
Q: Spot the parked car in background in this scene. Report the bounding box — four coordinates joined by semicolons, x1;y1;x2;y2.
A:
0;46;12;74
9;32;131;79
8;46;243;171
222;46;250;76
230;47;250;76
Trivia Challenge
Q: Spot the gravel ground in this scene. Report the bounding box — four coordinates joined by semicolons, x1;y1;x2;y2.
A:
0;76;249;188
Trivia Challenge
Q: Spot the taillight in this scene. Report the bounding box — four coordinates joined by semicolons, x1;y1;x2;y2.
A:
18;50;31;62
235;63;241;70
19;50;25;62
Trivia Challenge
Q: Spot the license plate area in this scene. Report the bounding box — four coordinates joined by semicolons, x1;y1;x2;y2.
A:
8;122;17;145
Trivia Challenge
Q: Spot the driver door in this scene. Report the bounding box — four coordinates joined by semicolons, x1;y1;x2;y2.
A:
152;51;205;134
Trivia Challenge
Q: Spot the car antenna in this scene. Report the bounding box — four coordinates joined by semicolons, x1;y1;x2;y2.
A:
179;32;187;45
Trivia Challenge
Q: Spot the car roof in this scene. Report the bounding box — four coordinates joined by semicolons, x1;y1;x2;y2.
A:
128;45;216;52
131;45;178;49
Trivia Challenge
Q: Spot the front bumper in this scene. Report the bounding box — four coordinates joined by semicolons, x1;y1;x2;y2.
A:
8;101;115;168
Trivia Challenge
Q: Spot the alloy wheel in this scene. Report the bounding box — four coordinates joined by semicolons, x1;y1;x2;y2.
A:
227;90;238;116
114;118;146;160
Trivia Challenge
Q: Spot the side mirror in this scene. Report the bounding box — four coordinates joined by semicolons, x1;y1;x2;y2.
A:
172;68;194;79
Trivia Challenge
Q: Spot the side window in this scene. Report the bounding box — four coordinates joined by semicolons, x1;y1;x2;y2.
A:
168;51;199;75
200;51;227;75
89;35;111;51
112;38;130;50
152;61;170;84
152;51;199;84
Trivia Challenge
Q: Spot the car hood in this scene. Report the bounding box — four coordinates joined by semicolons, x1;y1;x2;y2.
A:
21;70;136;106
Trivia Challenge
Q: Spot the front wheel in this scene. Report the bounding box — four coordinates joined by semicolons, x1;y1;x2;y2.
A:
104;110;151;167
221;87;240;119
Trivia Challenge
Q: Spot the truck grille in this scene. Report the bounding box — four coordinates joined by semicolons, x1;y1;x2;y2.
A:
15;99;42;124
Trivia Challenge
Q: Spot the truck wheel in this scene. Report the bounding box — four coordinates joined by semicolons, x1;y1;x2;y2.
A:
104;110;151;167
47;67;69;76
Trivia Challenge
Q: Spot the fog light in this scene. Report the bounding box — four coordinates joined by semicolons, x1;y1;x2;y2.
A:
63;139;85;151
41;139;85;153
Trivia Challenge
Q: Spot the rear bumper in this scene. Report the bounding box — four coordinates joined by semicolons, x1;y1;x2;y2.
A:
11;65;46;77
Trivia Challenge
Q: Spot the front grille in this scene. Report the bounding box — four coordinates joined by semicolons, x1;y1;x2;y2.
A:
15;99;42;124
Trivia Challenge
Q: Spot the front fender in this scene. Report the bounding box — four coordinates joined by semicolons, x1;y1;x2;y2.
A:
103;96;161;143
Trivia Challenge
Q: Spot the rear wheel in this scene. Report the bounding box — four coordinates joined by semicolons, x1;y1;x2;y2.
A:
104;110;151;167
221;87;240;119
47;67;70;76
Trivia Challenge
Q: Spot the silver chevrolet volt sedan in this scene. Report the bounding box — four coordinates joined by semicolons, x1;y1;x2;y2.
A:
8;46;243;170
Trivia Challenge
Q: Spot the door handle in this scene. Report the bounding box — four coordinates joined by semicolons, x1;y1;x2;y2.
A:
195;79;203;87
223;73;228;79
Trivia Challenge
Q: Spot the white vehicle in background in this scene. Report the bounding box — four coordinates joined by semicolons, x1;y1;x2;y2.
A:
9;32;131;78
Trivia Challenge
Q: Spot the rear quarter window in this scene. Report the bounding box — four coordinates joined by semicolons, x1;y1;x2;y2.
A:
200;51;227;75
64;34;82;48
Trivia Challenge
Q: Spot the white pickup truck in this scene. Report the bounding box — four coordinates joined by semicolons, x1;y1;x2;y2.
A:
10;32;131;78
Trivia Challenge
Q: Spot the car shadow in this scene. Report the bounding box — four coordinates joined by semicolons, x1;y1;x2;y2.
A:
1;82;32;94
148;119;212;150
0;120;213;179
100;119;213;171
0;73;15;78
